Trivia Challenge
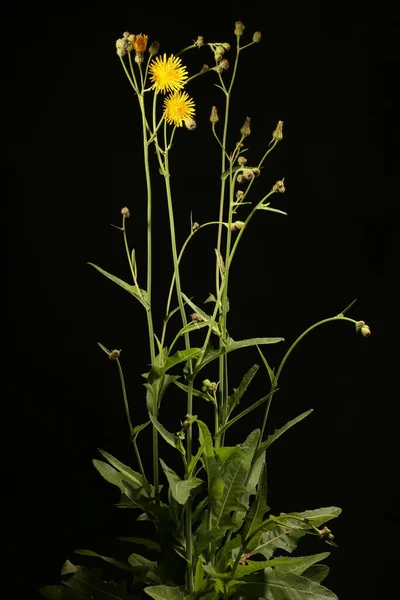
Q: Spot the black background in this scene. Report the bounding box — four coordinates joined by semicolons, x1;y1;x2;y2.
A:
4;1;395;599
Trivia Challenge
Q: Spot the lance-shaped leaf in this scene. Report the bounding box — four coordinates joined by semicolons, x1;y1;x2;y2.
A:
234;569;338;599
227;364;259;417
97;449;147;490
216;390;277;438
234;553;330;579
195;337;284;374
174;380;212;403
130;420;151;443
88;262;149;309
92;460;129;494
73;549;133;573
144;586;186;600
257;204;288;216
149;414;185;455
241;463;269;549
63;567;136;600
145;374;180;413
118;537;161;552
128;553;161;585
148;348;202;384
181;293;222;336
253;409;314;462
160;459;203;505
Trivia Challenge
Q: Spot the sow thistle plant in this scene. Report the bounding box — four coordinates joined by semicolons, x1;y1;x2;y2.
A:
40;21;371;600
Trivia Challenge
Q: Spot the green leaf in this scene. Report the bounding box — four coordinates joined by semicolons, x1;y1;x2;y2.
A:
92;460;127;493
148;348;202;383
63;568;136;600
73;549;132;573
303;564;330;583
270;552;330;576
195;337;284;374
39;585;82;599
145;374;180;413
256;346;277;387
97;449;147;490
128;553;161;585
130;420;151;442
160;459;203;505
144;586;186;600
174;380;213;403
118;537;161;552
234;569;338;599
257;205;288;215
253;409;314;462
88;262;149;309
187;439;206;477
216;389;277;438
149;414;185;455
194;558;204;592
227;364;259;417
241;463;269;549
181;293;221;336
98;342;112;356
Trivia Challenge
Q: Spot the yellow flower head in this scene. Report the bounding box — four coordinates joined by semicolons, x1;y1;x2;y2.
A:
163;91;195;127
149;54;188;93
133;33;148;52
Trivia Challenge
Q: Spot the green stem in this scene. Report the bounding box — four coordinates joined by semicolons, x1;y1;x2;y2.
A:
115;358;133;434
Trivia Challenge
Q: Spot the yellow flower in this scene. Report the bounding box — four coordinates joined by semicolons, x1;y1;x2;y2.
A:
149;54;188;93
163;91;195;127
133;33;148;52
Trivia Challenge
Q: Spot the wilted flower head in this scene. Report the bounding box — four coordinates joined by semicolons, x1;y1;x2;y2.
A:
121;206;130;218
356;321;371;337
272;120;284;142
194;35;205;47
191;312;204;322
237;156;247;165
109;349;121;360
231;220;245;231
240;116;251;137
234;21;245;36
184;117;197;131
210;105;219;124
272;179;286;193
133;34;148;53
116;37;128;57
216;58;229;72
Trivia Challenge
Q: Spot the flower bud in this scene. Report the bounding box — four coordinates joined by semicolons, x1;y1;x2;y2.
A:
210;105;219;124
191;312;204;322
236;190;245;200
253;31;262;43
192;221;200;231
237;156;247;165
116;38;128;57
361;324;371;337
135;51;145;64
243;168;254;180
201;64;209;72
148;41;160;56
216;58;229;72
272;179;285;193
234;21;245;36
202;379;217;393
222;42;231;51
121;206;130;218
240;116;251;137
195;35;205;47
109;349;121;360
252;167;260;177
272;120;284;142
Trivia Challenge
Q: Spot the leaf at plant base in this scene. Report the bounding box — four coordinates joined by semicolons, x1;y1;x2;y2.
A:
148;348;202;383
303;564;330;583
92;460;127;493
144;585;186;600
253;409;314;462
128;553;161;585
88;263;149;309
63;567;135;600
160;459;203;505
149;414;185;455
234;569;337;599
227;364;259;417
97;449;147;489
39;584;82;599
72;549;132;572
118;537;161;552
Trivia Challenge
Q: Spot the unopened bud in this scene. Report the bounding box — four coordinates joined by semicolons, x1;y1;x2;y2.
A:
253;31;262;43
121;206;130;218
252;167;260;177
272;120;284;142
231;220;245;231
222;42;231;51
237;174;244;184
210;105;219;124
116;38;127;57
237;156;247;165
148;41;160;56
134;51;145;64
184;117;197;131
123;32;131;39
216;58;229;72
240;116;251;137
356;321;371;337
318;527;335;542
272;179;285;193
235;21;245;36
195;35;205;47
243;168;254;180
192;221;200;231
201;64;209;72
202;379;218;393
109;349;121;360
236;190;244;200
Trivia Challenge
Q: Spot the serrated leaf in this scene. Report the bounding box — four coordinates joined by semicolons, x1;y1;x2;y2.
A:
118;537;161;552
253;409;314;462
128;553;161;585
144;585;186;600
149;414;185;455
241;463;269;549
303;564;330;583
73;549;132;572
160;459;203;504
88;262;149;309
148;348;202;383
234;569;338;599
227;364;259;417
